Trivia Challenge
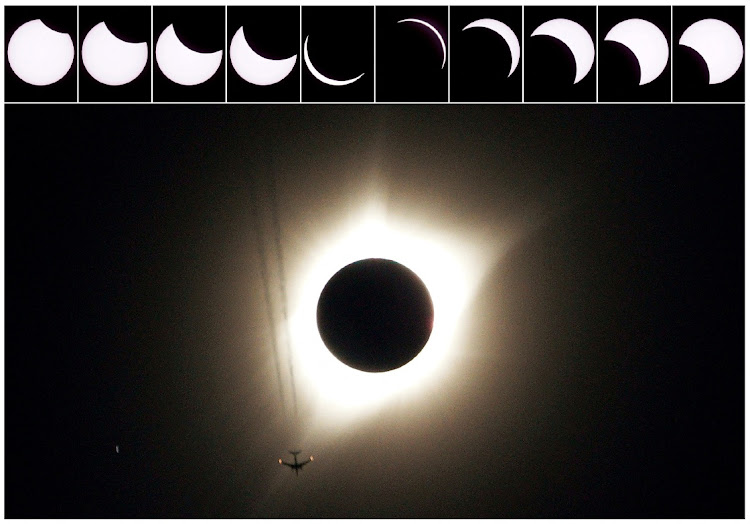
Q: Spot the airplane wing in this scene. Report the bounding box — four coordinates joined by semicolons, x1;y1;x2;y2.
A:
279;459;295;467
297;458;311;467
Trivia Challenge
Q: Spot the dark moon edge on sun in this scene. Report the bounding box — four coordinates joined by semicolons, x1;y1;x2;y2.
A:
316;258;434;373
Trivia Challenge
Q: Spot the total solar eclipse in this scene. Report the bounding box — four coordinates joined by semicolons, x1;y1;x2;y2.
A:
316;258;434;373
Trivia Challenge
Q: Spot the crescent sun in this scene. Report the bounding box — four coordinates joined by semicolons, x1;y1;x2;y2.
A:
463;18;520;77
679;18;744;84
604;18;669;85
531;18;595;84
398;18;446;69
7;19;75;86
82;21;148;86
230;26;297;86
303;35;365;86
155;24;223;86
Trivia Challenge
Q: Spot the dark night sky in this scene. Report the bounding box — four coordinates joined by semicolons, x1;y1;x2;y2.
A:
4;103;744;518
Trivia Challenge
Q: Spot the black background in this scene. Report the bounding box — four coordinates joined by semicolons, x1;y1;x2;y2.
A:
301;6;373;102
376;6;448;102
1;2;746;521
450;6;522;102
5;104;743;518
673;5;744;102
79;6;151;103
5;5;77;102
153;6;225;102
524;6;596;102
227;6;300;103
598;6;671;102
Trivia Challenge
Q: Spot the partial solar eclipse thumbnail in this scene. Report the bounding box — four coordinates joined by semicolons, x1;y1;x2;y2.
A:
673;6;744;102
5;6;77;101
375;6;448;102
301;6;374;103
227;6;300;102
524;6;596;102
78;6;151;102
449;5;522;102
152;5;225;102
598;6;671;102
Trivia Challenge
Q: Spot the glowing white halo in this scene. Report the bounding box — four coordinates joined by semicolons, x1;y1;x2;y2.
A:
82;22;148;86
463;18;520;77
679;18;744;84
605;18;669;85
230;26;297;86
303;35;364;86
287;202;486;423
398;18;447;69
155;24;222;86
531;18;595;84
7;19;74;86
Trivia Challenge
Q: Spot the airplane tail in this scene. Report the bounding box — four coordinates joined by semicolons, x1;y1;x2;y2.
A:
289;450;302;456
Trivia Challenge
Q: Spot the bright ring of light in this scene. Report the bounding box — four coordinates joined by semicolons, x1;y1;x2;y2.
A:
287;202;482;423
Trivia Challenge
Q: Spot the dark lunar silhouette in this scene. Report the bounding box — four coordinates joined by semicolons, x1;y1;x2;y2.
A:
316;258;434;372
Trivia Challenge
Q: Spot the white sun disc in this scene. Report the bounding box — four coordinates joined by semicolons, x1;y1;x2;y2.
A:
230;26;297;86
531;18;595;84
679;18;744;84
7;19;75;86
155;24;223;86
605;18;669;85
82;22;148;86
463;18;520;77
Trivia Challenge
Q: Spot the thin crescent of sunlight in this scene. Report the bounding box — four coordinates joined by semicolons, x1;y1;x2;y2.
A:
285;200;490;424
303;35;364;86
398;18;447;69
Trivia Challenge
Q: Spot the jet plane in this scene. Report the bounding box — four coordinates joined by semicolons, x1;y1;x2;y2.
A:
279;450;313;476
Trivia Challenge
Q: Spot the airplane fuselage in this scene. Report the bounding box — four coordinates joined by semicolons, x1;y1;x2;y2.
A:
279;450;313;476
